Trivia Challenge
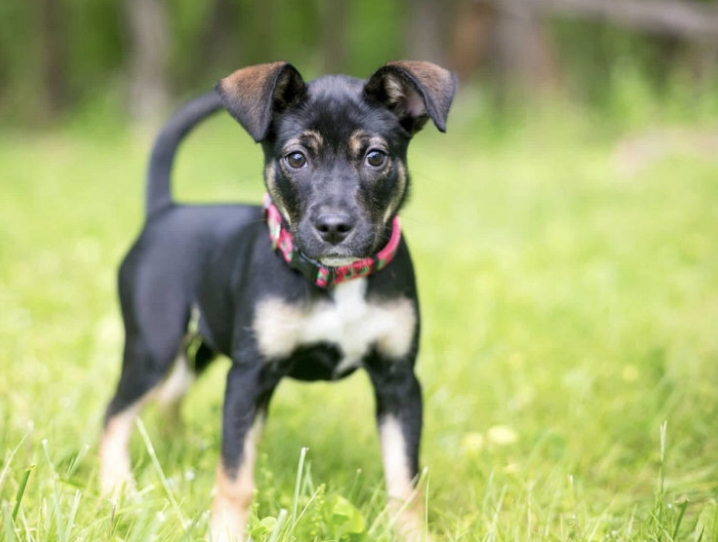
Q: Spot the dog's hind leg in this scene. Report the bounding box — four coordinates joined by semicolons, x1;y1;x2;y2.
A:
155;352;194;425
100;335;190;494
100;336;173;495
100;267;192;495
155;339;218;423
155;310;215;421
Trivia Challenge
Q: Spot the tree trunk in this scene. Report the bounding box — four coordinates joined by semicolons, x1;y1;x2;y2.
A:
38;0;68;117
473;0;718;99
489;2;559;99
478;0;718;40
687;41;718;90
196;0;241;80
124;0;171;122
253;0;277;63
322;0;349;73
404;0;449;64
449;1;496;81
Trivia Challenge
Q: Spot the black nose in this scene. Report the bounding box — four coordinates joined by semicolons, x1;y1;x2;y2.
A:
314;212;354;245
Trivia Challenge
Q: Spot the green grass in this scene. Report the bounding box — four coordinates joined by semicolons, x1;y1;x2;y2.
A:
1;104;717;541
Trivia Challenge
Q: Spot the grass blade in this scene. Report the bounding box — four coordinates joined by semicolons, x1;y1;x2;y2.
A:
11;464;34;521
65;444;90;479
568;474;582;541
659;421;668;498
291;447;308;528
268;508;288;542
0;432;31;495
3;502;18;542
65;490;82;541
136;418;187;528
672;499;689;540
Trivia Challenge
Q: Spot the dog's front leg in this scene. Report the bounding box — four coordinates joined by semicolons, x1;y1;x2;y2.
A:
366;356;431;542
210;361;277;542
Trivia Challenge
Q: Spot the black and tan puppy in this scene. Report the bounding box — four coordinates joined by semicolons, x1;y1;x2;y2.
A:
99;61;456;541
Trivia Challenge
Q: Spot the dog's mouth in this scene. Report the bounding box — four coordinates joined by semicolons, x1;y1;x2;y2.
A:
295;237;367;259
317;255;360;267
293;235;376;265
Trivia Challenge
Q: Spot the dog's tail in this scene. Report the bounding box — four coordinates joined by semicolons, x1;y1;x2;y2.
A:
145;90;224;218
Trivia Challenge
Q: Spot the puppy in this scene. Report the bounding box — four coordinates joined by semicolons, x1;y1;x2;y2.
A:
99;61;456;541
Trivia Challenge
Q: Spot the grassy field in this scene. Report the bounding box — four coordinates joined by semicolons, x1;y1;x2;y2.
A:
1;103;717;541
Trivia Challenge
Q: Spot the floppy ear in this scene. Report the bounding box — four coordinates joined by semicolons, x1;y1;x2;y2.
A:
364;60;457;134
216;61;306;142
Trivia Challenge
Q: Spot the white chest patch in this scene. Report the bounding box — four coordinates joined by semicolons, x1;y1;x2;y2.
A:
253;279;417;371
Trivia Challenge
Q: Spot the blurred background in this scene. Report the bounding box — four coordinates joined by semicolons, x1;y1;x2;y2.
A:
2;2;718;539
2;0;718;127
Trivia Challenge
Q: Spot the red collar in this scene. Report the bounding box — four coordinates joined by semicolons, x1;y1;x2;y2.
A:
264;195;402;288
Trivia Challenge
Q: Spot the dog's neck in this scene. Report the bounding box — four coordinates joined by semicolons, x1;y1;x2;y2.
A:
263;195;401;288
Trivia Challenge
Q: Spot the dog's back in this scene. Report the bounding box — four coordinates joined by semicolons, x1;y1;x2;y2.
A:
117;90;263;364
107;94;261;467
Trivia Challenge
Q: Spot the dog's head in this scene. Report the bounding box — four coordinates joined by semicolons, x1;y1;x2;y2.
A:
217;61;456;265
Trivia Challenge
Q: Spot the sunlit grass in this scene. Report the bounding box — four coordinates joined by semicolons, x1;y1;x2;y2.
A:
1;104;717;540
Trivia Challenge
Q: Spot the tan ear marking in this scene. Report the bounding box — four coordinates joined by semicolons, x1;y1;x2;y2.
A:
365;60;457;134
349;130;369;158
216;62;305;142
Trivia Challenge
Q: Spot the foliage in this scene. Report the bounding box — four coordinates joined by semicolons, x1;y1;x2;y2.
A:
1;102;718;540
2;0;718;124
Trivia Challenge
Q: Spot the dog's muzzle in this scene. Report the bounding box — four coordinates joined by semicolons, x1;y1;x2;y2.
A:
264;194;401;288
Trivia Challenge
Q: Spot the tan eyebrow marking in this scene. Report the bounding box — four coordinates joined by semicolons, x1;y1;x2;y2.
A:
282;131;323;157
282;137;301;152
349;130;388;160
349;130;369;158
299;130;323;154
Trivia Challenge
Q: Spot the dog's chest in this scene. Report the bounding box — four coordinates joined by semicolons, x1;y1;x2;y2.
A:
253;279;416;373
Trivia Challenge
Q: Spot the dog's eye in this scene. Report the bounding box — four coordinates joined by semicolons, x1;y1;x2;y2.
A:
365;150;387;168
286;152;307;169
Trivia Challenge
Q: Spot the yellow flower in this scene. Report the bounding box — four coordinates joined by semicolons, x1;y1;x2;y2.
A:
487;425;518;446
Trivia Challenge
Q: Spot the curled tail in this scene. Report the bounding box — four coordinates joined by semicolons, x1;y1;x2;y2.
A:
146;91;224;217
